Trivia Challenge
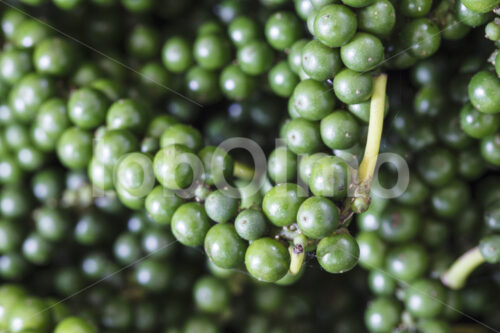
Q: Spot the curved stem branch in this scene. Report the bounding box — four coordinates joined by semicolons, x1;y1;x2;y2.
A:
441;246;485;290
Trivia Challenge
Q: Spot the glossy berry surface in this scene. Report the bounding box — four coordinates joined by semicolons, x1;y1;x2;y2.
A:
297;196;339;239
171;202;211;247
313;4;357;48
316;233;360;273
204;223;246;268
405;279;446;318
245;237;290;282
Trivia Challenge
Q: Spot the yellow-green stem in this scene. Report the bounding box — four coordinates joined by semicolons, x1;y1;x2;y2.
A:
233;161;254;181
289;235;307;275
441;246;485;290
358;74;388;185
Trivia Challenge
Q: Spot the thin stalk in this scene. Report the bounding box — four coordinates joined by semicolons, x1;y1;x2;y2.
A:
358;74;388;185
441;246;485;290
349;74;387;214
289;235;307;275
233;161;254;181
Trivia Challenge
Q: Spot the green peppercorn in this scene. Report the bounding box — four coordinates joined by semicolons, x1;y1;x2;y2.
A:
316;233;359;273
262;183;306;227
205;223;246;268
171;202;211;247
245;237;290;282
313;4;357;48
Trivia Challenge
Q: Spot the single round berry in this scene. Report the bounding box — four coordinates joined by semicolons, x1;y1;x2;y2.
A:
481;134;500;166
141;227;176;259
416;147;456;187
220;64;255;100
161;36;192;73
309;156;351;199
285;117;323;155
145;185;183;225
100;129;134;162
400;0;433;17
316;233;359;273
74;211;107;245
291;79;335;121
237;40;274;76
288;39;309;74
402;18;441;59
405;279;446;318
193;34;231;70
268;61;300;98
333;68;373;104
368;271;396;296
1;9;26;39
33;37;77;76
297;196;339;239
358;0;396;37
468;70;500;114
54;317;96;333
365;298;401;333
313;4;357;47
267;147;297;184
0;219;23;253
135;259;171;292
385;243;428;282
265;11;303;51
301;40;342;81
185;66;222;104
107;99;148;133
193;276;230;313
262;183;306;227
127;25;159;60
34;207;69;242
234;209;268;241
0;49;32;85
204;223;246;269
12;20;52;49
379;205;420;242
245;237;290;282
479;235;500;263
115;152;155;197
460;103;499;138
9;73;55;123
457;0;492;27
57;127;92;169
431;180;470;218
357;231;387;269
228;16;259;47
340;33;384;72
205;190;239;224
396;174;429;206
68;88;109;129
7;297;51;332
171;202;211;247
198;145;234;186
160;123;203;152
183;316;219;333
320;110;361;150
113;232;141;264
153;144;200;190
462;0;500;12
